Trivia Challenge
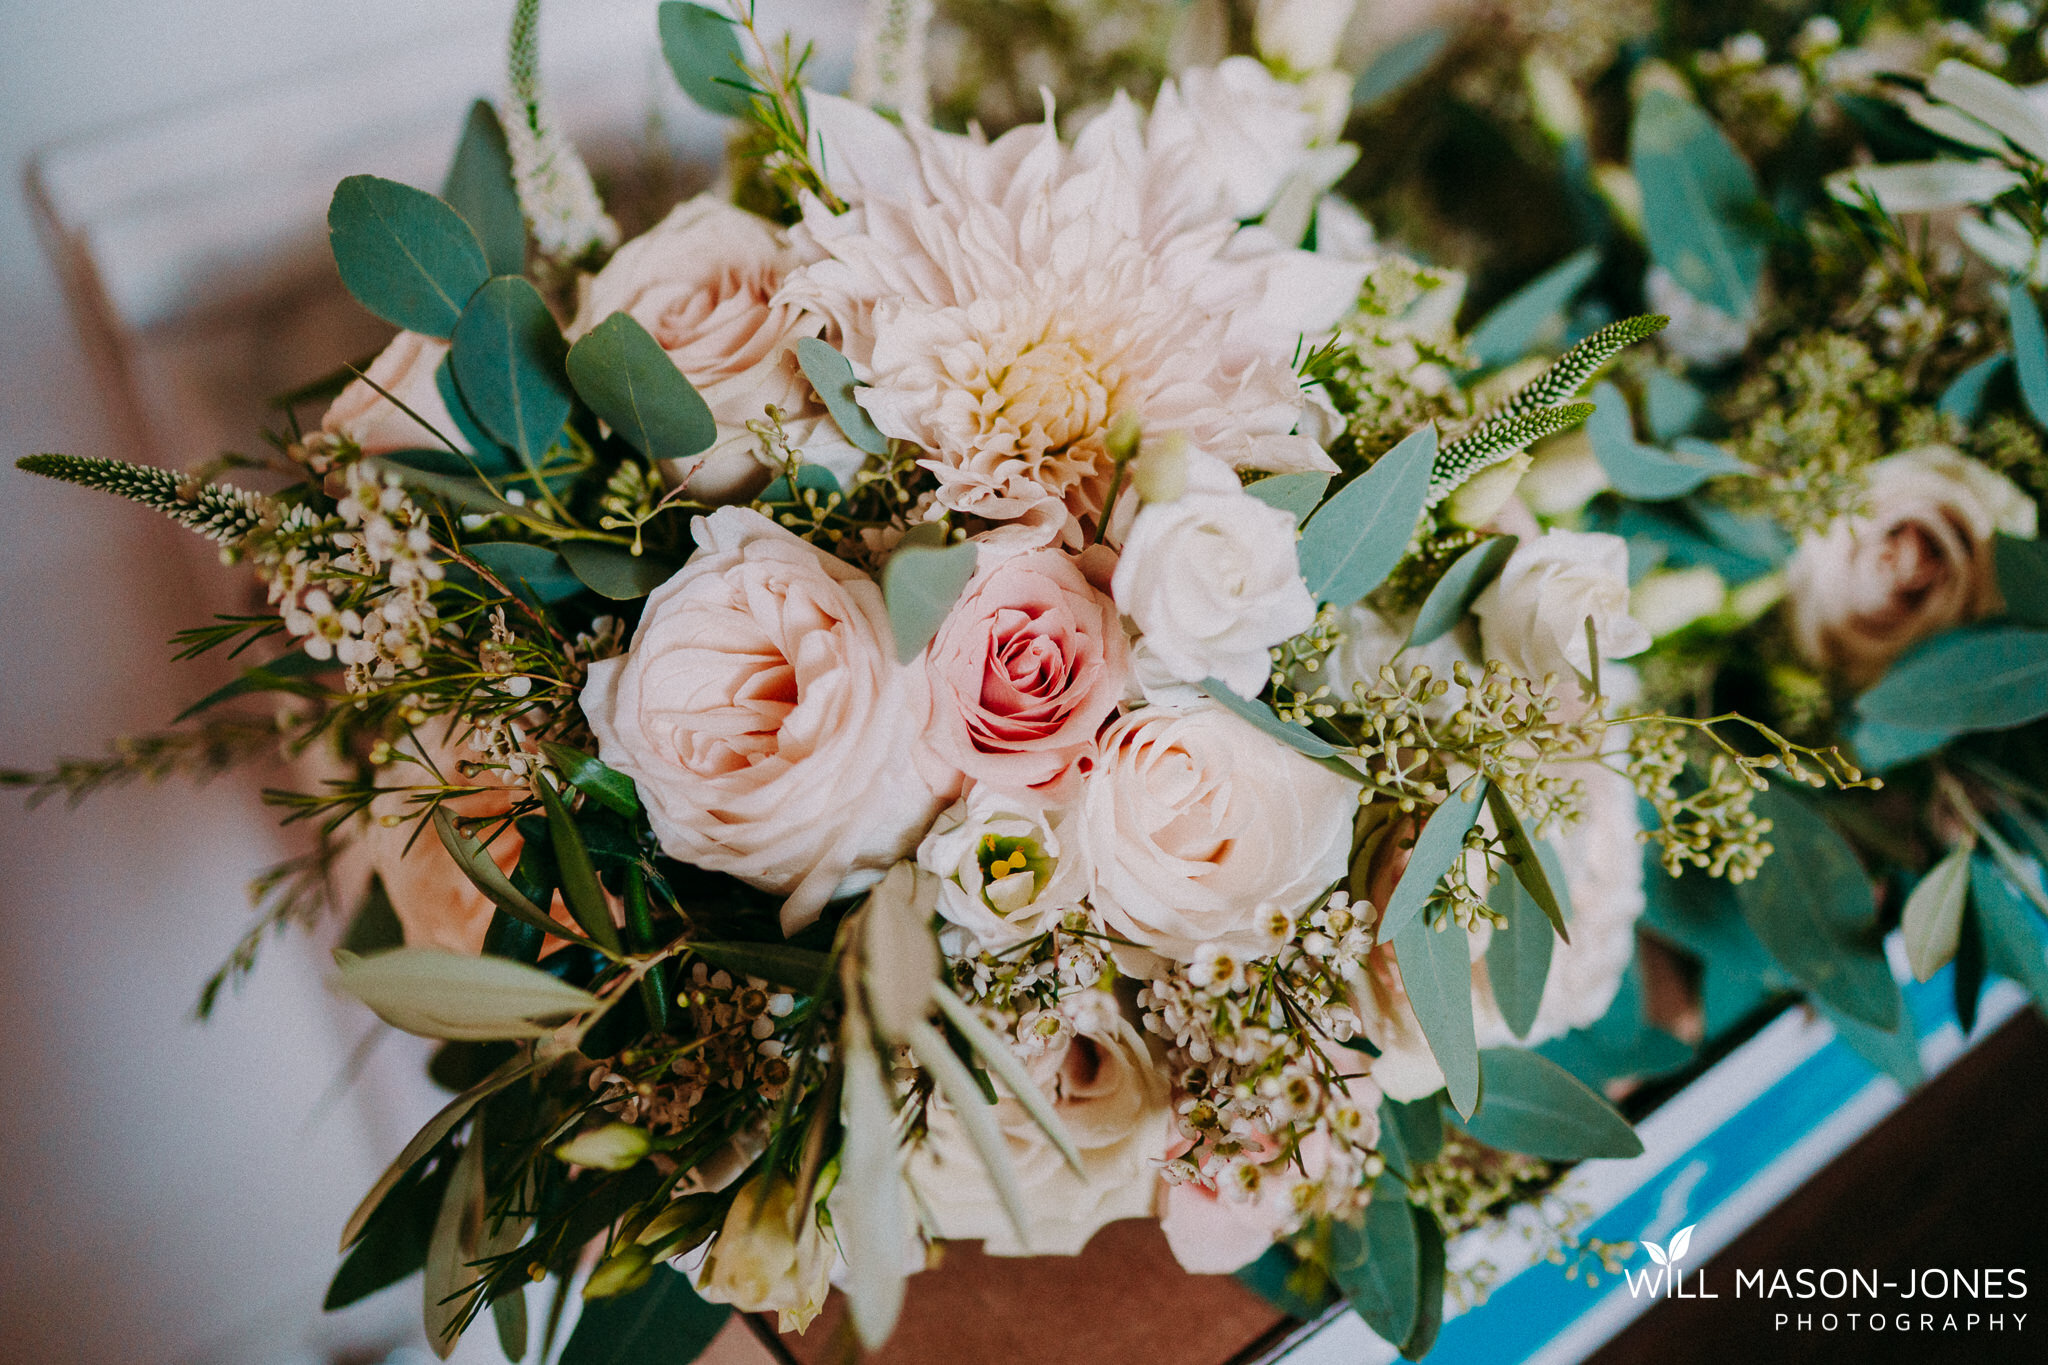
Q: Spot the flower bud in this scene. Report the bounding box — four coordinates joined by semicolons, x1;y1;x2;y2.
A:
555;1122;652;1172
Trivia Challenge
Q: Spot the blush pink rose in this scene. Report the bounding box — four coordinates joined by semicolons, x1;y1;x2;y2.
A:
924;549;1129;798
580;508;960;934
322;331;463;456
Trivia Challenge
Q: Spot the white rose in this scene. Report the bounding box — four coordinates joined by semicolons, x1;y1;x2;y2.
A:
1255;0;1358;75
579;508;958;935
906;990;1169;1255
1786;445;2037;686
1147;57;1339;221
694;1171;835;1332
916;789;1092;954
569;196;862;499
322;331;463;456
1111;451;1318;697
1472;529;1652;683
1080;705;1356;962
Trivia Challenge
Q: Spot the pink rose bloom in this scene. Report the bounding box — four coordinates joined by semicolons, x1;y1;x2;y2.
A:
580;508;959;934
924;549;1129;798
322;331;463;456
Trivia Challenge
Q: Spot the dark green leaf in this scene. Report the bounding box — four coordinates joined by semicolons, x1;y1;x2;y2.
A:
1818;996;1923;1090
1485;784;1570;942
1940;352;2009;425
559;1264;730;1365
173;648;330;723
560;542;682;601
1995;533;2048;627
1201;678;1346;760
1733;787;1899;1030
1644;369;1706;442
657;1;752;119
1858;625;2048;733
689;941;836;995
1375;1095;1444;1180
1485;863;1554;1040
564;312;716;464
1630;90;1766;319
795;336;891;457
1848;716;1954;773
442;100;526;277
1243;471;1331;524
1353;25;1448;109
342;874;406;954
1299;425;1436;606
434;356;519;464
1235;1243;1338;1319
465;541;583;606
1586;382;1747;500
539;742;641;818
1408;536;1516;648
1955;894;1988;1032
2009;282;2048;429
327;175;490;338
1972;854;2048;1007
342;1055;534;1249
450;276;574;465
881;539;978;662
432;806;599;951
538;777;624;954
1465;248;1599;370
758;463;842;504
1330;1176;1420;1348
1454;1047;1642;1159
1379;777;1488;942
324;1153;452;1309
1391;911;1480;1118
378;457;522;518
1400;1209;1446;1360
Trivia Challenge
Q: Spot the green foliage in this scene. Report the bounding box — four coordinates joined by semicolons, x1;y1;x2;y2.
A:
1329;1175;1422;1348
1902;846;1972;982
539;743;640;818
1631;90;1766;319
1391;907;1480;1119
559;1265;730;1365
1201;678;1347;760
1243;470;1331;524
443;100;527;277
538;777;625;953
689;941;835;995
342;874;406;954
1379;777;1487;943
1971;854;2048;1008
1486;784;1570;943
1353;25;1449;110
2009;283;2048;430
1857;626;2048;734
325;1152;452;1310
1375;1095;1444;1181
450;276;575;465
1585;381;1750;500
560;543;682;601
564;312;717;465
1941;353;2009;425
1299;424;1435;605
880;535;978;662
327;174;490;338
335;946;603;1040
658;1;753;118
465;541;583;607
1485;861;1555;1040
1453;1048;1642;1161
1996;534;2048;627
1464;248;1599;371
16;453;272;545
1407;535;1515;648
796;336;892;457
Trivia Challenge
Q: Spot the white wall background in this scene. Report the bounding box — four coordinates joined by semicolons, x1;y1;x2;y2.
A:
0;4;847;1362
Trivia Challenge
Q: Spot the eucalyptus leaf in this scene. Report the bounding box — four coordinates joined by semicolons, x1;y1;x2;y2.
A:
1995;533;2048;627
1940;352;2009;424
1353;25;1448;109
464;541;582;606
1849;716;1954;772
1485;866;1554;1040
1379;777;1488;943
538;742;640;818
376;455;521;519
796;336;891;456
1484;784;1570;942
1375;1094;1444;1181
1299;425;1436;606
537;778;624;953
564;312;716;464
1643;368;1706;442
450;276;574;465
1390;911;1481;1118
1201;678;1346;760
1858;625;2048;733
2008;283;2048;429
1243;470;1331;524
1971;854;2048;1006
1902;846;1973;982
342;1055;535;1250
1464;248;1599;370
558;1265;730;1365
1401;1211;1447;1360
1732;787;1900;1030
560;542;681;601
1630;90;1766;320
1408;536;1516;648
657;1;752;118
1329;1175;1420;1348
690;941;835;995
1454;1047;1642;1159
434;357;519;464
1586;382;1747;500
442;99;526;277
759;463;842;505
432;807;598;951
881;539;977;662
335;947;601;1040
328;175;489;338
1818;996;1923;1091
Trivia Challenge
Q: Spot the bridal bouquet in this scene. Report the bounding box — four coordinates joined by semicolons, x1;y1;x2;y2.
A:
8;2;1885;1361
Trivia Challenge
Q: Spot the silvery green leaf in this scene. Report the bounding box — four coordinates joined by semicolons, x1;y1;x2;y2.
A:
1858;625;2048;733
1378;776;1488;943
563;311;716;465
1464;247;1599;370
1484;784;1570;942
1328;1175;1421;1348
1484;861;1554;1040
450;276;574;465
1927;60;2048;163
658;1;752;118
1941;352;2010;425
932;982;1083;1175
558;542;680;602
1903;92;2013;155
1408;536;1515;648
442;100;526;277
837;1017;908;1348
796;336;891;456
2009;283;2048;429
1630;90;1766;319
1298;424;1436;606
1390;911;1480;1119
342;1055;535;1251
424;1128;483;1357
1825;160;2021;213
1243;470;1331;524
881;539;977;662
334;947;601;1040
1903;846;1974;982
1958;214;2038;278
1201;677;1346;760
906;1017;1032;1245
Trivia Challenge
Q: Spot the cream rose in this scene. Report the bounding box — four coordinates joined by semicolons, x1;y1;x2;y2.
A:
1786;445;2037;686
916;789;1092;953
579;508;957;934
1254;0;1358;74
322;331;463;456
906;990;1169;1255
694;1171;835;1332
1111;452;1318;697
1079;705;1356;962
1472;529;1652;684
570;196;862;500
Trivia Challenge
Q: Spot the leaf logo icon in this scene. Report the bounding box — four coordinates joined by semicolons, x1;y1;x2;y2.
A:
1667;1224;1695;1265
1644;1239;1667;1266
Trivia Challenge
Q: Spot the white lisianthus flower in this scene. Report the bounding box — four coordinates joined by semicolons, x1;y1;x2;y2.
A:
569;196;863;498
694;1171;836;1331
916;789;1092;953
779;90;1364;537
1111;450;1318;697
1080;705;1355;961
1472;529;1652;683
906;990;1169;1255
1254;0;1357;75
